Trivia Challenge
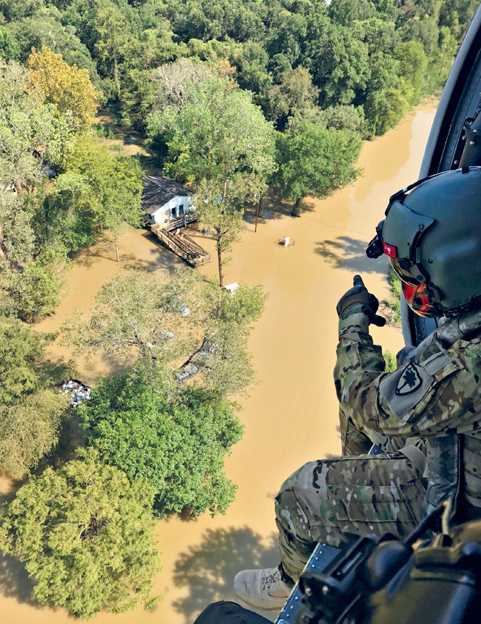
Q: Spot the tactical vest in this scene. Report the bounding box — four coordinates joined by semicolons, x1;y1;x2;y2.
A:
398;308;481;520
425;434;481;521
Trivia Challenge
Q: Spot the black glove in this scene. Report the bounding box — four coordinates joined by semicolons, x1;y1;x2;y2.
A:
336;275;386;327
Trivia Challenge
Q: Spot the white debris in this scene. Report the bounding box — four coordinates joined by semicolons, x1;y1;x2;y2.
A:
224;283;239;294
59;380;92;408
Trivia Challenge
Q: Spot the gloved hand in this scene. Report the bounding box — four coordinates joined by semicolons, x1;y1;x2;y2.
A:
336;275;386;327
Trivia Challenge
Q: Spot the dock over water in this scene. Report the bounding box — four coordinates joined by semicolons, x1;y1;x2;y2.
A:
151;223;211;267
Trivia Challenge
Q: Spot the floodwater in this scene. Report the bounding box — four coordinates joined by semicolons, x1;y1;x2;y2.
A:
0;101;437;624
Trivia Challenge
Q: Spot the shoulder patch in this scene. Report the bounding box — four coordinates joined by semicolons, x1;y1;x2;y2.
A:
380;361;435;421
395;362;423;396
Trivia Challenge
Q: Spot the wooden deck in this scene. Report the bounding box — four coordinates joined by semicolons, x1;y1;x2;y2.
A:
151;224;210;267
165;213;198;231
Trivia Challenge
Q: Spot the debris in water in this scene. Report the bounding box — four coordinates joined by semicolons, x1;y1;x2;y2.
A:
59;380;92;408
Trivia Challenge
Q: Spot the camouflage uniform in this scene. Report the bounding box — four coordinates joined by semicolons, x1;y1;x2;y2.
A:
275;310;481;582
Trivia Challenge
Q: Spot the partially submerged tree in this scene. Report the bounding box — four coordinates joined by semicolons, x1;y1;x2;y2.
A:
61;135;143;260
61;268;267;396
272;121;363;214
0;389;67;478
0;448;161;619
80;380;243;518
0;318;70;477
61;268;201;382
196;174;263;287
0;318;53;404
147;77;276;286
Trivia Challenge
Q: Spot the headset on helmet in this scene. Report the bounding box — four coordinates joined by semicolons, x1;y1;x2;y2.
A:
366;167;481;317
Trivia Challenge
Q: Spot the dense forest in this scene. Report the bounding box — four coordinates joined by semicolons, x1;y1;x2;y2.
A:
0;0;475;136
0;0;478;618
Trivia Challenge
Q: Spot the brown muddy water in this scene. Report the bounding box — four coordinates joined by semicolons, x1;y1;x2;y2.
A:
0;102;436;624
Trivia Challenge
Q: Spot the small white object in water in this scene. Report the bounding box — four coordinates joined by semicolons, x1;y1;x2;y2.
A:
284;236;290;247
224;283;239;294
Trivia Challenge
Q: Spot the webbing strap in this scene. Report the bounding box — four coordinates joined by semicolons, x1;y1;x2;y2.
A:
399;444;427;477
463;446;481;473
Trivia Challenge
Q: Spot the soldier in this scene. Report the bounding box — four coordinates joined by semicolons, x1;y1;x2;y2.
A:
234;166;481;611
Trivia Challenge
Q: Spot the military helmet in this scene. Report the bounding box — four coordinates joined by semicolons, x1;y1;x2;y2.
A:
367;166;481;317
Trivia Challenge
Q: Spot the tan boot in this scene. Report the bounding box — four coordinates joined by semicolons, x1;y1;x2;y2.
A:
233;566;290;611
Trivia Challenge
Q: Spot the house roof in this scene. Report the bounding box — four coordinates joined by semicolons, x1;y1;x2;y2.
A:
142;175;192;215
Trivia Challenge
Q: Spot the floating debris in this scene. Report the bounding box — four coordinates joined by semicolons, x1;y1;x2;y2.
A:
224;283;239;293
59;380;92;408
176;363;200;383
277;236;295;247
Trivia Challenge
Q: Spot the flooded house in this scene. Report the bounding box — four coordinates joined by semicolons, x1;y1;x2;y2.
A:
141;175;194;226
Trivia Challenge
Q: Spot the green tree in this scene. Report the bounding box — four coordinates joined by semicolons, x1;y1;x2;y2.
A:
148;77;276;285
41;171;101;252
362;51;408;136
0;318;70;477
149;77;275;184
0;59;69;192
4;250;66;322
272;121;362;214
0;448;161;619
316;105;362;133
393;41;427;103
80;379;243;517
0;318;53;404
264;66;319;129
306;22;370;106
10;9;100;87
0;389;68;478
61;267;202;371
94;5;132;98
0;0;43;22
0;26;20;60
62;135;144;260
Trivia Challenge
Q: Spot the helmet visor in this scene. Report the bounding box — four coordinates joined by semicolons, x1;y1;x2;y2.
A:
388;257;420;287
402;282;438;317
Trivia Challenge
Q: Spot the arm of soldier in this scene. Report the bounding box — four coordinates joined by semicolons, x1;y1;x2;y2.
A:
334;309;391;441
336;312;481;438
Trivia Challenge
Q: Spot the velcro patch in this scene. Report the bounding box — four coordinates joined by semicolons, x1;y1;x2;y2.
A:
380;361;434;421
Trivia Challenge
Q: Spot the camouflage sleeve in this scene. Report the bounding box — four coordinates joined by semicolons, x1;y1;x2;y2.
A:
334;309;389;443
334;309;481;438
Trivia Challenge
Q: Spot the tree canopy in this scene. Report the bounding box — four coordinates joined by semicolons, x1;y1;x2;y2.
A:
0;448;161;619
61;268;267;396
0;318;70;478
272;121;363;212
27;46;101;132
79;379;244;518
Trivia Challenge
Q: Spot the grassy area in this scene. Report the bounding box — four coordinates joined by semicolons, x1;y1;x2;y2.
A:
383;350;397;373
384;267;402;325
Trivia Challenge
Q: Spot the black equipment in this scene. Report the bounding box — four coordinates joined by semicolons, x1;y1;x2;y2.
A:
275;503;481;624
